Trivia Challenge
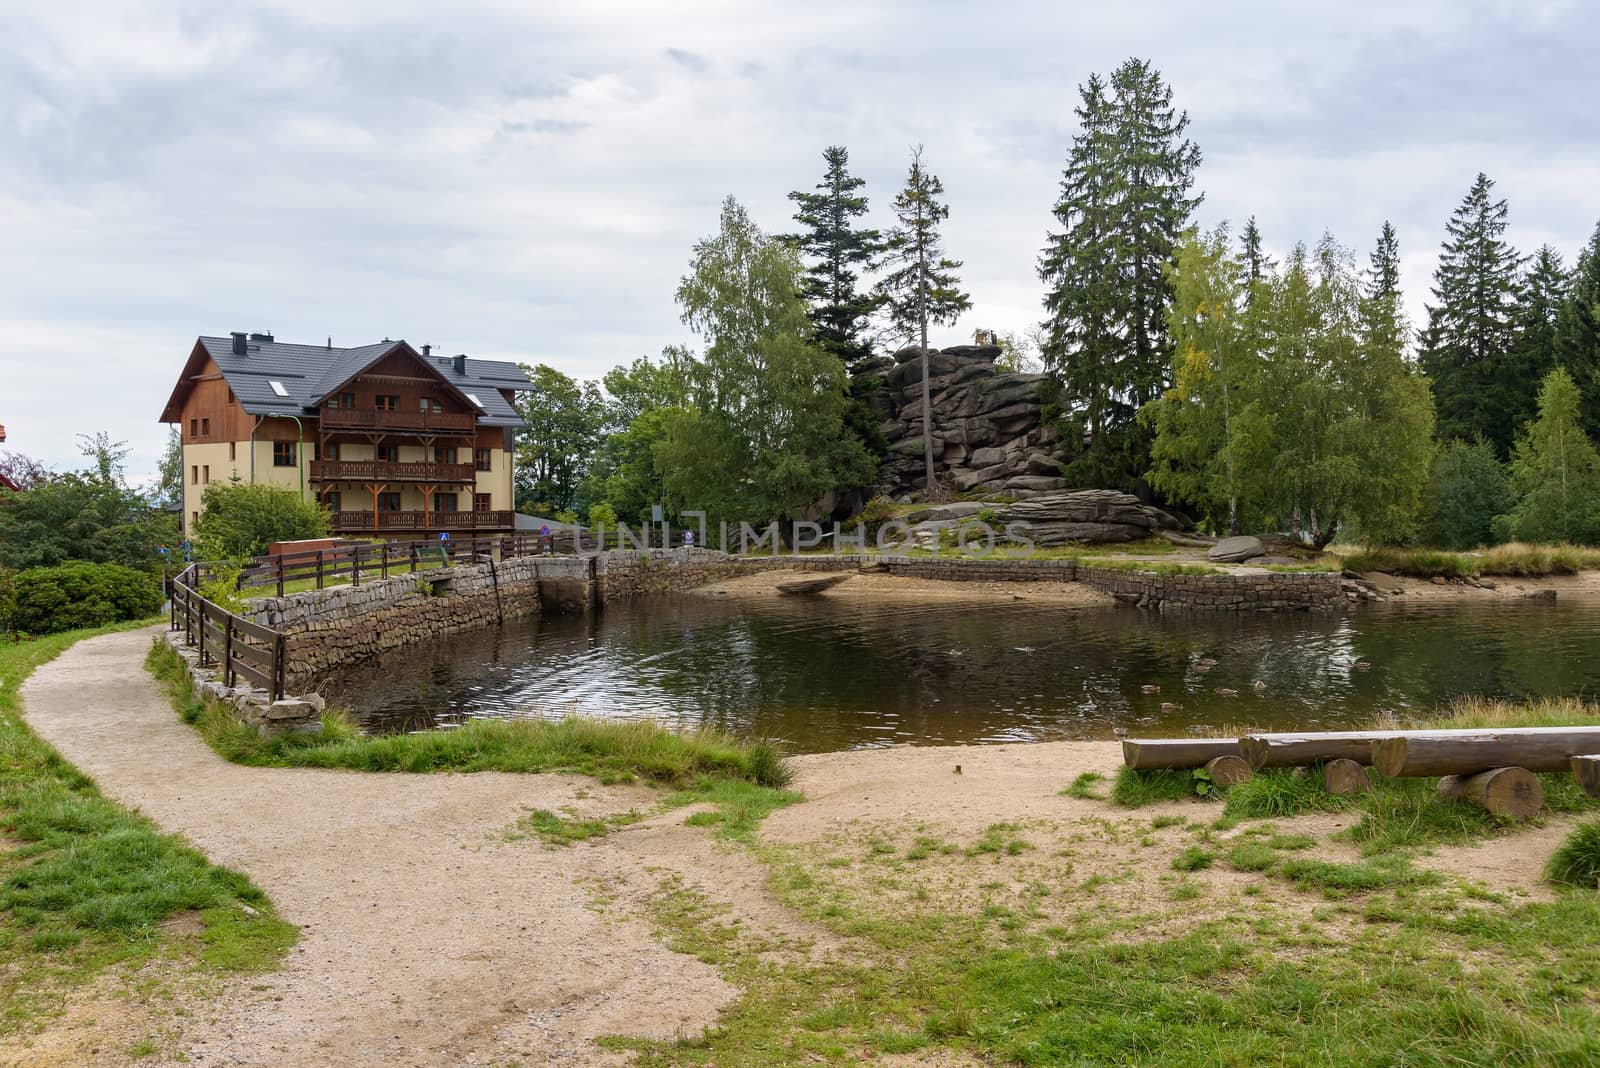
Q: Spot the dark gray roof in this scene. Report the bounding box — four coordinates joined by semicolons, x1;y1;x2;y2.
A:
177;336;533;428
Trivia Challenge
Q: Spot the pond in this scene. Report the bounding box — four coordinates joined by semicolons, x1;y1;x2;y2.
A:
320;596;1600;754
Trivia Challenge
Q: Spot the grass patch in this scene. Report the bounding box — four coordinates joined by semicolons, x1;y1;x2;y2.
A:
1111;767;1215;807
966;823;1031;857
2;624;295;1034
1343;542;1600;578
660;778;803;841
515;807;640;846
148;640;794;790
1223;769;1354;820
1412;694;1600;730
1277;855;1441;898
1546;818;1600;889
1061;771;1108;799
1171;846;1214;871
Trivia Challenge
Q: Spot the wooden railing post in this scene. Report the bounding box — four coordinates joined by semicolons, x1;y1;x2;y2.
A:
223;618;235;689
273;633;286;700
353;542;362;587
277;556;285;597
316;549;324;590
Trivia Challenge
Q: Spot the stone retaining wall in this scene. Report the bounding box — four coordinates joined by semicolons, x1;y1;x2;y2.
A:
1076;566;1340;612
158;629;324;738
247;558;548;689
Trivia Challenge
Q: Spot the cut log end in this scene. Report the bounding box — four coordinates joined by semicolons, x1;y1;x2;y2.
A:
1437;766;1543;820
1203;754;1253;787
1322;757;1372;796
1573;755;1600;799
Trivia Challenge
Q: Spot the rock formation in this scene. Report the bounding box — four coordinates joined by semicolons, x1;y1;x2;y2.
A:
854;344;1066;500
997;490;1184;546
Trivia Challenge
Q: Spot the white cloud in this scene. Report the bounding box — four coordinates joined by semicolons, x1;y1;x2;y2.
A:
1;0;1596;482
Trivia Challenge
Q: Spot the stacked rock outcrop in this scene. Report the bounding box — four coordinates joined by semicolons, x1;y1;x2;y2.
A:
998;490;1185;546
854;344;1066;500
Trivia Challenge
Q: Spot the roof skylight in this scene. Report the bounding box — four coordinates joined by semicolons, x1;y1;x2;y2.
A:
269;380;289;397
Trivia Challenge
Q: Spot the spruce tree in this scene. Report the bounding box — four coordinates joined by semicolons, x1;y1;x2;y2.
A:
1361;221;1406;358
876;146;971;498
1039;58;1201;490
784;146;883;370
1502;245;1570;446
1240;215;1273;296
1418;173;1525;453
1555;221;1600;439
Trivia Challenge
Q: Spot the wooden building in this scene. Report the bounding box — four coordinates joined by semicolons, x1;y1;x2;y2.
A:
159;333;533;539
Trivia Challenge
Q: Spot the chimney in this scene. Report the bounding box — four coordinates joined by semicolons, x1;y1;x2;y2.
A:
452;354;466;374
421;344;432;357
250;331;274;343
231;332;247;355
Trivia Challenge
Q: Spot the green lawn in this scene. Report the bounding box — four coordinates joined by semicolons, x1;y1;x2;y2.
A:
0;623;296;1039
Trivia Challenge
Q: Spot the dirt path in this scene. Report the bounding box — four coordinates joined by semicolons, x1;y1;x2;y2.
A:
13;628;746;1067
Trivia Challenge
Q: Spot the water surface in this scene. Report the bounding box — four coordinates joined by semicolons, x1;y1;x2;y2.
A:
322;596;1600;753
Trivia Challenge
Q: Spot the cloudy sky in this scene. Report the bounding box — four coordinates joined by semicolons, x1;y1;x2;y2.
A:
4;0;1597;481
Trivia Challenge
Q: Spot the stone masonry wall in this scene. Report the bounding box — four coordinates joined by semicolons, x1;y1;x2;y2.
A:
1076;566;1341;612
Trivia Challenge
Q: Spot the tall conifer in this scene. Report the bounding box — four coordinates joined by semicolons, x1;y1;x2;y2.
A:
1419;173;1525;453
1555;222;1600;439
1502;245;1570;446
1039;58;1201;490
876;146;971;498
784;146;883;370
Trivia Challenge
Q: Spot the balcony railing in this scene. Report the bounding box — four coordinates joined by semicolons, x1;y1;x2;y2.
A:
332;509;515;531
310;460;478;484
319;408;476;434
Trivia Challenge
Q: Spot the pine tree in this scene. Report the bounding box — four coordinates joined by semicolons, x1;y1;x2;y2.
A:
1555;221;1600;439
876;146;971;498
784;146;883;370
1501;245;1570;447
1418;173;1525;453
1039;58;1202;490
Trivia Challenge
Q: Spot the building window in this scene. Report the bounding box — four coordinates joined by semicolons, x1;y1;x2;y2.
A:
227;389;235;405
376;394;399;412
273;441;297;467
202;465;210;484
200;417;210;436
189;418;198;437
433;446;457;464
474;448;492;471
376;444;399;463
192;511;199;528
474;493;492;513
377;492;402;512
336;392;355;409
325;442;340;461
432;492;459;512
419;398;442;414
324;491;341;512
191;465;199;485
229;442;237;461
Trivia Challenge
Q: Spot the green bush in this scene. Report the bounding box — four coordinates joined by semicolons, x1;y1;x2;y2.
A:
1547;819;1600;889
0;566;15;631
1424;439;1514;550
10;563;164;635
193;481;330;559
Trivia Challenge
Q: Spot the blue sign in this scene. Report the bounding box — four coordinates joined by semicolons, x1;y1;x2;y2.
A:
438;532;450;542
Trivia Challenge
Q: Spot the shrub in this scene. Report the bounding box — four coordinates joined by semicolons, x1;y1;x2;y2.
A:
855;496;900;538
193;481;330;560
10;562;164;634
1424;439;1514;550
0;566;15;631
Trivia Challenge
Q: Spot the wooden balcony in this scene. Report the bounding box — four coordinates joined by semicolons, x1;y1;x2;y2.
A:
332;509;515;532
319;408;477;435
311;460;478;484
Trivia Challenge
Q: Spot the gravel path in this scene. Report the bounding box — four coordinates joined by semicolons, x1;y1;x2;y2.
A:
16;627;737;1067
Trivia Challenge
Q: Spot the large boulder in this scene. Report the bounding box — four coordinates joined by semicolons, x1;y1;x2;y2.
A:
1208;535;1266;563
1001;489;1182;531
1008;521;1149;546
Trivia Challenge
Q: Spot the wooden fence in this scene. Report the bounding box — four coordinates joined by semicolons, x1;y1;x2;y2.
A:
170;564;287;699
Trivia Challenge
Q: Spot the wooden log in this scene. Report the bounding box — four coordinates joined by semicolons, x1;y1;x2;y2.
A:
1372;727;1600;777
1573;755;1600;798
1437;766;1543;819
1204;754;1253;786
1239;731;1403;770
1121;738;1242;770
1322;758;1372;796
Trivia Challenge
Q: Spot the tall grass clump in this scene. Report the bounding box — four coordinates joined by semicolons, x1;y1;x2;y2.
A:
1343;542;1600;579
1223;769;1353;820
1418;695;1600;731
1111;767;1207;807
1547;819;1600;889
146;640;795;790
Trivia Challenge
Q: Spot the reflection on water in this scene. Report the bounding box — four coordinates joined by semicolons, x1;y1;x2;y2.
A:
320;595;1600;754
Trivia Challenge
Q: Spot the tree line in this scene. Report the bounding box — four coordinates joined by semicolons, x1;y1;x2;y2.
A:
513;56;1600;547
